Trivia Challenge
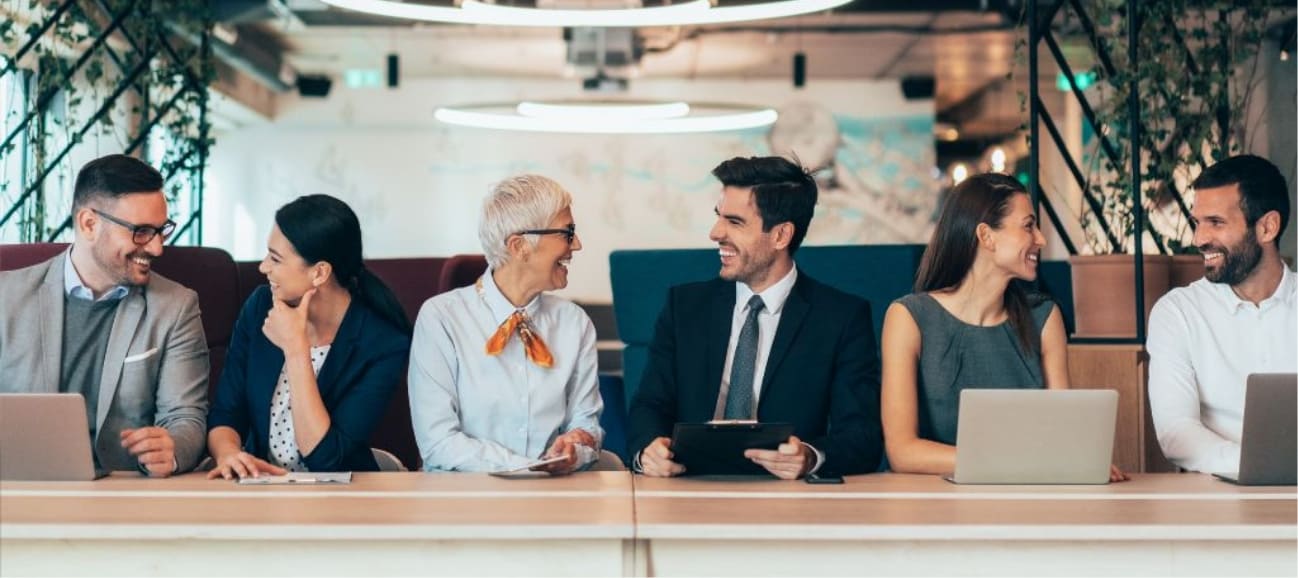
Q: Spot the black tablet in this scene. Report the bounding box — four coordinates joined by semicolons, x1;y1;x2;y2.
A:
670;422;795;477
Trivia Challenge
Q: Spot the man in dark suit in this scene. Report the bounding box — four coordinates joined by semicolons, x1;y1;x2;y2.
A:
628;156;882;479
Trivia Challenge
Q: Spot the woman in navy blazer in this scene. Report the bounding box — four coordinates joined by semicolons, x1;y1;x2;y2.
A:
207;195;411;478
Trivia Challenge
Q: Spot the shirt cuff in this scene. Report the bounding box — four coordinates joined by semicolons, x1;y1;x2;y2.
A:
801;441;825;476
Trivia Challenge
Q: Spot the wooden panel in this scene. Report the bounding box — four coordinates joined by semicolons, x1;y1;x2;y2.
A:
1068;344;1177;473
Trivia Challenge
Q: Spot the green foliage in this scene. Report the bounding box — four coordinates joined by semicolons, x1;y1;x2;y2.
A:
1;0;214;243
1075;0;1283;254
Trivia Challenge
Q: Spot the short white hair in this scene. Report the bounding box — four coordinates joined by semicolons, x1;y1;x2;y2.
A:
479;174;572;269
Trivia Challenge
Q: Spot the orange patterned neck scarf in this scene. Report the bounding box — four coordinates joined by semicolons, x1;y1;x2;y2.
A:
479;277;553;368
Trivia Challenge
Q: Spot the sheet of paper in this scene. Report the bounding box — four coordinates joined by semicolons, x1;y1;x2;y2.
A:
236;472;352;485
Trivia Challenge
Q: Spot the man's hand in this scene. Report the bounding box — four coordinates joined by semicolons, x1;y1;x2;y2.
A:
639;436;686;477
744;435;814;480
120;427;177;477
535;429;596;475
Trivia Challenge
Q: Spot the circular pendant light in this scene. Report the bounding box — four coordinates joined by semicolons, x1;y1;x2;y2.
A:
320;0;853;27
435;101;777;134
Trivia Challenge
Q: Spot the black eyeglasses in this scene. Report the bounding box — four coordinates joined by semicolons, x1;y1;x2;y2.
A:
516;223;576;245
93;209;176;245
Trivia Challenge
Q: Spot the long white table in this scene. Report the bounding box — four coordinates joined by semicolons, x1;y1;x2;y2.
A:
2;472;1294;576
0;472;635;576
632;473;1298;576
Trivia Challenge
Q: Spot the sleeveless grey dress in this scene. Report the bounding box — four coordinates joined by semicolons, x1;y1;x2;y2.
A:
896;292;1055;445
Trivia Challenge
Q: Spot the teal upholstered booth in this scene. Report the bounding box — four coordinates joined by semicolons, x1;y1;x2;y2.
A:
609;244;929;416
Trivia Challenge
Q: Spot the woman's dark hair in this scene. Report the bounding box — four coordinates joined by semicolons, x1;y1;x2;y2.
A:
914;173;1042;354
275;194;411;335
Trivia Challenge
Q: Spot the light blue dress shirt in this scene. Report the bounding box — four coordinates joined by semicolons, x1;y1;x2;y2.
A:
63;250;129;302
409;269;604;472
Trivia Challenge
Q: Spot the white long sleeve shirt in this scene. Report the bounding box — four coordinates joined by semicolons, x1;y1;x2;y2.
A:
1147;266;1297;474
409;270;604;472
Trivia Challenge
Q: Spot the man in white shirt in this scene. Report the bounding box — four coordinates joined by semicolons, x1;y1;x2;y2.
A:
1148;154;1296;474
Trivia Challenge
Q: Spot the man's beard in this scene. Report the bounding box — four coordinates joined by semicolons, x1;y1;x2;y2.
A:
1203;228;1263;286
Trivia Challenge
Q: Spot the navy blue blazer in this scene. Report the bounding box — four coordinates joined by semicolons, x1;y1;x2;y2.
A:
627;273;883;475
208;286;411;472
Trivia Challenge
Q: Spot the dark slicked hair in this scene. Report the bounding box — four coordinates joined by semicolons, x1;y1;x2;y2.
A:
72;154;164;210
711;155;818;255
1192;154;1291;248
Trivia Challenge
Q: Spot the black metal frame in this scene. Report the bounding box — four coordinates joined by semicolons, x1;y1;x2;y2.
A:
1027;0;1184;345
0;0;211;246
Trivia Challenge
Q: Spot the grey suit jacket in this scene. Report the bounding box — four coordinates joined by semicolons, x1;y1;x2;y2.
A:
0;253;209;472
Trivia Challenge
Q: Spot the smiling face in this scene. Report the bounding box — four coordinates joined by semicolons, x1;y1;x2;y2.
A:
80;191;168;288
523;206;581;293
984;193;1046;281
1192;184;1264;286
709;185;786;290
259;224;324;306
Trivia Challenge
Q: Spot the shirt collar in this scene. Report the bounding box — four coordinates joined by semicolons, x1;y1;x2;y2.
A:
1210;264;1296;314
478;268;542;325
736;264;798;315
63;248;129;302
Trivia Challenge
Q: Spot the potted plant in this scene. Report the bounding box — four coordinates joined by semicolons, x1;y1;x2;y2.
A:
1052;0;1280;337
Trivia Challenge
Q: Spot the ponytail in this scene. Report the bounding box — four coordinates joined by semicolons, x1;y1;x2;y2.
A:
351;268;412;336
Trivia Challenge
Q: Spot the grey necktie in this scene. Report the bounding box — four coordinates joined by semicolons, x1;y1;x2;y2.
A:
724;295;765;420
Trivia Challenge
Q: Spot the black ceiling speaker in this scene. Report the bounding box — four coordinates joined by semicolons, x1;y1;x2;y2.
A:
793;52;806;88
387;53;399;89
901;76;935;100
297;75;332;98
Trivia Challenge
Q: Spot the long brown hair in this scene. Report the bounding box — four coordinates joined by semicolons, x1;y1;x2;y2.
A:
914;173;1042;354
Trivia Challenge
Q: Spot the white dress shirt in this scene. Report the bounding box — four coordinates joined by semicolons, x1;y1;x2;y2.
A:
720;265;799;405
408;269;604;472
64;249;128;302
720;265;823;472
1147;265;1297;474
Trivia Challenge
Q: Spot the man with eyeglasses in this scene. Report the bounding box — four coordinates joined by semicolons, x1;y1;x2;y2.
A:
0;154;209;477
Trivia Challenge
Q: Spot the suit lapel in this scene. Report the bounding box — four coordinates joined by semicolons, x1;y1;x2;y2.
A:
39;259;65;393
758;276;810;412
96;288;145;432
704;282;735;413
315;300;363;401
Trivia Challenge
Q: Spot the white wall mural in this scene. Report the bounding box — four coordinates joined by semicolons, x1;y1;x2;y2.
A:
206;78;937;302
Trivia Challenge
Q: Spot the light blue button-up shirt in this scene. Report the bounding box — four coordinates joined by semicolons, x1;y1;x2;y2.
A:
63;249;129;302
409;269;604;472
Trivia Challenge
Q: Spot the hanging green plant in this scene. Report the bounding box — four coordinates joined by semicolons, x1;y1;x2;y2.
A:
0;0;214;243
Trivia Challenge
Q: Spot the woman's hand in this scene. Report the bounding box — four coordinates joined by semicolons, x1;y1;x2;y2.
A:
1110;464;1129;483
535;429;596;475
263;289;315;356
206;451;288;480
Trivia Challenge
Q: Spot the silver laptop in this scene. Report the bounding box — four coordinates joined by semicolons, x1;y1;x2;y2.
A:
0;393;104;481
949;389;1117;485
1213;373;1297;486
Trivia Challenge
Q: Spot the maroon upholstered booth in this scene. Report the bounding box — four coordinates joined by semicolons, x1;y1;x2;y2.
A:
0;243;241;398
437;254;488;293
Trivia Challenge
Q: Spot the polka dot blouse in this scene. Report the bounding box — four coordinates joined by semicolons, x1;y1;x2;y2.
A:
268;345;330;472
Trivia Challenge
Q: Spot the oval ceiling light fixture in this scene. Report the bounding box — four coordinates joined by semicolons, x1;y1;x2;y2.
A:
320;0;852;27
436;101;777;134
516;101;690;120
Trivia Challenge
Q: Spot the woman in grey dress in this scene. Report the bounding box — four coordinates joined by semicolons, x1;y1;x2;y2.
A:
880;173;1124;481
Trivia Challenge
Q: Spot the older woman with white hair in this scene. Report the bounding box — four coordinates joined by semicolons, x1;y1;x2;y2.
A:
409;175;604;473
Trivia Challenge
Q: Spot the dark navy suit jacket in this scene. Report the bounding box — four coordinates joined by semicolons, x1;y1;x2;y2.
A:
208;286;410;471
628;273;883;475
